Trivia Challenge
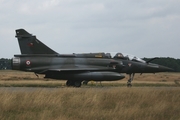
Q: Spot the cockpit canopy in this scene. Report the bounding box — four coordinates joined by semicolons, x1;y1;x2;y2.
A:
106;52;146;63
75;52;146;63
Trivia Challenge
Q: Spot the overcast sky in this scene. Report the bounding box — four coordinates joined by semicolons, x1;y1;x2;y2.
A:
0;0;180;58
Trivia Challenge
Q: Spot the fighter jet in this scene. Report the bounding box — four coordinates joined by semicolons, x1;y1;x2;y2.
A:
12;29;173;87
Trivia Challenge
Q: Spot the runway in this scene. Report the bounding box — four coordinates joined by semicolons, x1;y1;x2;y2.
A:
0;86;180;93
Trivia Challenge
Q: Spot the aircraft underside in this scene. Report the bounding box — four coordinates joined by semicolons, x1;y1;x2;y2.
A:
44;71;125;87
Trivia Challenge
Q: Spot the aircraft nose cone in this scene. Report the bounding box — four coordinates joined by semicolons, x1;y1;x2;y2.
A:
159;65;174;72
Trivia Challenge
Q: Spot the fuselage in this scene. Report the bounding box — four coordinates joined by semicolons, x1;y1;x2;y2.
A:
12;54;122;73
12;54;173;82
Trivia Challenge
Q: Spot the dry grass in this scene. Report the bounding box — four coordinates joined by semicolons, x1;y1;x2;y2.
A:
0;88;180;120
0;70;65;87
0;70;180;120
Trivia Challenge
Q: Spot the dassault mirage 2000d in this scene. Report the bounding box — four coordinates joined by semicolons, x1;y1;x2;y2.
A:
12;29;173;87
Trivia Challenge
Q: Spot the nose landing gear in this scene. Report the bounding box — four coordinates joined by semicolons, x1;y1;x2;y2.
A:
127;73;135;87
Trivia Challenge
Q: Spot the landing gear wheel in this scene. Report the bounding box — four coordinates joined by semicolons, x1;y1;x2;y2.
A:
66;80;74;86
82;81;88;85
127;81;132;87
74;81;82;87
127;83;132;87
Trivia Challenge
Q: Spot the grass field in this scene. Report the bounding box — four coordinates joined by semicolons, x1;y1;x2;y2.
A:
0;70;180;120
0;87;180;120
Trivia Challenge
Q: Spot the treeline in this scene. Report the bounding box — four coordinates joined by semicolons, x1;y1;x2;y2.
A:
0;58;180;72
0;58;11;69
143;57;180;72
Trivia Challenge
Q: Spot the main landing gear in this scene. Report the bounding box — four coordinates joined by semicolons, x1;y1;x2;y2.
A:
127;73;135;87
66;80;82;87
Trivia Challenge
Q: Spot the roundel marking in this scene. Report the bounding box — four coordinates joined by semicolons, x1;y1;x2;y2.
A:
26;60;31;66
128;63;132;67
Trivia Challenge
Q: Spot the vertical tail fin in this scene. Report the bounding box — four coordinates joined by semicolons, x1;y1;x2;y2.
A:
15;29;58;54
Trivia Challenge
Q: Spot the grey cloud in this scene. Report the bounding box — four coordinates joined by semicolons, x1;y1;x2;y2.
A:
0;0;180;58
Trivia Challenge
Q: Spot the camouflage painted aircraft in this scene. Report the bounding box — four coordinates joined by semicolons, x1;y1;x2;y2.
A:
12;29;173;87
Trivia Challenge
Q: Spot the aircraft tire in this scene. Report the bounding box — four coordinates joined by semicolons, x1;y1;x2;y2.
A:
66;80;74;86
74;81;81;87
82;81;88;85
127;84;132;87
